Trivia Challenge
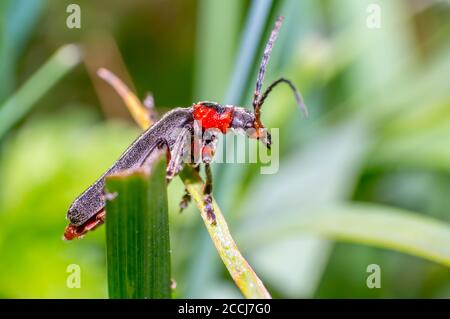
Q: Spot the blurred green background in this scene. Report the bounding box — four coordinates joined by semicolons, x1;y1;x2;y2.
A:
0;0;450;298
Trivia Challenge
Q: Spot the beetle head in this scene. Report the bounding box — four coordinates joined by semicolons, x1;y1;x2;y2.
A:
231;107;272;149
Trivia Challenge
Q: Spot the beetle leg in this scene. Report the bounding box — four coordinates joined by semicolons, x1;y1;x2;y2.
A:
179;188;191;213
201;134;218;164
178;162;199;213
178;134;218;222
166;126;191;183
203;162;216;225
200;133;218;225
139;126;186;178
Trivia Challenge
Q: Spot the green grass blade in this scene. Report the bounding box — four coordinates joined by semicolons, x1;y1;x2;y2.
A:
239;203;450;267
105;151;171;299
0;44;82;138
187;0;274;297
223;0;273;105
195;0;243;101
0;0;45;100
213;0;275;209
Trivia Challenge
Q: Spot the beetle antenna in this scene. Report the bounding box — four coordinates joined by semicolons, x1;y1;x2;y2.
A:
259;77;308;117
252;16;283;112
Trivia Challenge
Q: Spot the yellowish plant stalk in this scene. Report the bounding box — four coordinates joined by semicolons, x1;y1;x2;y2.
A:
179;168;271;298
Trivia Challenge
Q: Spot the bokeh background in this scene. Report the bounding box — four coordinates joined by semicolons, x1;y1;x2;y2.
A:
1;0;450;298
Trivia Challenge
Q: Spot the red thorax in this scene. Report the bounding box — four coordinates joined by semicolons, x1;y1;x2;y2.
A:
193;103;233;133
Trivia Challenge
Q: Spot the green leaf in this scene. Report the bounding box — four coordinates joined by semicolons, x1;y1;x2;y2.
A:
105;150;171;299
0;44;82;138
195;0;243;101
0;0;45;100
239;203;450;267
